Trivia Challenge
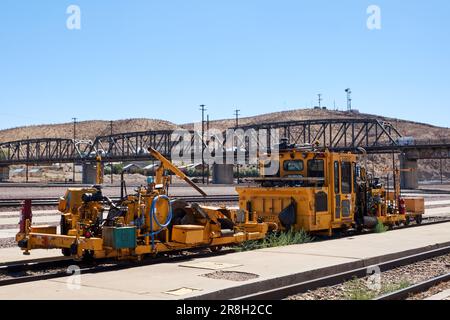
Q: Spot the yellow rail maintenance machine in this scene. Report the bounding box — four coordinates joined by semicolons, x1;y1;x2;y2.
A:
236;139;424;235
16;148;268;260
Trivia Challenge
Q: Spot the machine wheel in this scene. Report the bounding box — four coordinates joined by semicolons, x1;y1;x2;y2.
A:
356;224;364;234
60;215;72;256
415;215;423;225
61;248;72;257
82;250;95;262
209;246;222;253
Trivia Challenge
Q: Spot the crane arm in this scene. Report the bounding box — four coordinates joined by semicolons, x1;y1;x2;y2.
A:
148;147;207;197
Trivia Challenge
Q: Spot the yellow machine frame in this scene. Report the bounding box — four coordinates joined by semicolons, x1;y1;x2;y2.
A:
237;149;358;235
236;144;424;235
16;148;268;260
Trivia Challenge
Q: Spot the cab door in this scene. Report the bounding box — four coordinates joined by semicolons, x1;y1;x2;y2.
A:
340;161;353;219
333;161;342;222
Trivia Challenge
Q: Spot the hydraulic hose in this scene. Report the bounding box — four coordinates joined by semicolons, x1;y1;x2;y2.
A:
143;195;173;250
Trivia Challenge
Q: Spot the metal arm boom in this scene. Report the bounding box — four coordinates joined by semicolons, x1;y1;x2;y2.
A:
148;147;207;197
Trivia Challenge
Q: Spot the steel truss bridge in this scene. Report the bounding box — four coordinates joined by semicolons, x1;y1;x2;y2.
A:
0;118;449;166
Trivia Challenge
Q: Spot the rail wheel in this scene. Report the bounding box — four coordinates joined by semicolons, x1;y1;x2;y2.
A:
209;246;223;253
60;215;72;256
415;215;423;225
62;248;72;257
82;250;95;262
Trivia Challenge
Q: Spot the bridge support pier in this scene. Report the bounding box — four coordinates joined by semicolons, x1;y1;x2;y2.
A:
212;164;234;184
82;162;103;185
400;155;418;189
0;166;9;182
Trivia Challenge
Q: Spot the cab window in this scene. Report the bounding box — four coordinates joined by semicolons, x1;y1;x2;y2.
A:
334;161;340;193
283;160;304;172
307;159;324;178
341;162;352;194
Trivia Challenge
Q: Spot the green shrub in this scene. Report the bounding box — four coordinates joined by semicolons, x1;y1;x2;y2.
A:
185;168;209;177
235;229;313;252
344;278;411;300
374;221;389;233
234;167;260;178
104;164;130;175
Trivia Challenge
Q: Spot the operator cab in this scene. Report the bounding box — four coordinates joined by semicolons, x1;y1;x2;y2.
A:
258;140;328;188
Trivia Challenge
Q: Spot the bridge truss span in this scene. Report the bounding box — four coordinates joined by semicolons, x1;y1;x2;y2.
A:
238;118;403;152
0;138;93;165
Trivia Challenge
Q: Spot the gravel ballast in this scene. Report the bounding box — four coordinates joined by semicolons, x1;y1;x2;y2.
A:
288;254;450;300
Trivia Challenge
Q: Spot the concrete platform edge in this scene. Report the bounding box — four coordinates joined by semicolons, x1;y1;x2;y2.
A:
185;241;450;300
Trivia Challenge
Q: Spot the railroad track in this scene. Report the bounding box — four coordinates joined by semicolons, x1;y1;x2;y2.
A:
0;248;236;287
375;273;450;300
0;195;239;208
234;246;450;300
1;218;449;291
1;198;448;291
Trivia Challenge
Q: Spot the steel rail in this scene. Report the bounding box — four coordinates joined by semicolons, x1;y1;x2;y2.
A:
0;248;236;287
375;272;450;300
234;246;450;300
1;219;449;290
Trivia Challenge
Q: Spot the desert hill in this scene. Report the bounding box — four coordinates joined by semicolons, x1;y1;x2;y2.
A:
0;109;448;182
1;109;448;143
182;108;449;141
0;119;178;143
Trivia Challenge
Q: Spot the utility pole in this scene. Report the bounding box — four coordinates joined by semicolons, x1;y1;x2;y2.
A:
206;115;210;185
392;151;397;208
199;105;207;184
234;109;241;184
318;94;322;108
110;120;114;184
72;117;77;183
234;109;240;128
26;136;29;183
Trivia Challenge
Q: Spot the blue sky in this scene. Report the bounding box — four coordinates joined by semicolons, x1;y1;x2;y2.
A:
0;0;449;130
